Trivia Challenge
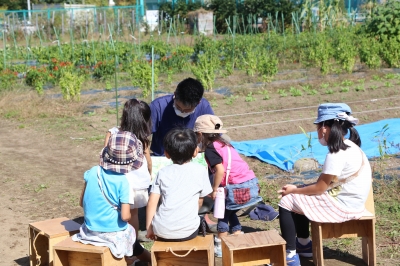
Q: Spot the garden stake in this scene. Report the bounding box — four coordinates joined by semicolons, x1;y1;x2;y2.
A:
151;45;155;101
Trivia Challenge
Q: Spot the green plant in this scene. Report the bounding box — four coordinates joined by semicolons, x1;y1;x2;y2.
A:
340;87;350;92
355;85;365;92
0;69;18;91
321;83;329;89
278;89;287;97
384;73;396;80
289;86;303;97
384;81;393;87
191;52;218;91
34;184;48;193
341;80;353;86
225;95;239;105
59;72;84;101
258;54;279;81
211;97;219;107
372;75;382;81
325;89;334;94
25;66;50;95
370;85;378;90
129;60;158;98
245;92;256;102
260;90;270;100
302;85;317;95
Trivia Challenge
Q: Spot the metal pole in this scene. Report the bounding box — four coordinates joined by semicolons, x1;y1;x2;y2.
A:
151;45;154;101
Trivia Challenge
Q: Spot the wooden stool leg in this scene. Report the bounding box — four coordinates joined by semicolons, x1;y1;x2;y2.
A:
362;220;376;266
311;222;324;266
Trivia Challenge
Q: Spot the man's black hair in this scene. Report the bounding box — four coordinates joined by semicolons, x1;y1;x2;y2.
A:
163;127;197;164
174;78;204;107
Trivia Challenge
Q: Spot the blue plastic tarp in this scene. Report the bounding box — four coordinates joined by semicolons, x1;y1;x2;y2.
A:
231;118;400;171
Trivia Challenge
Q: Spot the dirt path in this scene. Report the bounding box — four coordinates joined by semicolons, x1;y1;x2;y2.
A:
0;118;97;266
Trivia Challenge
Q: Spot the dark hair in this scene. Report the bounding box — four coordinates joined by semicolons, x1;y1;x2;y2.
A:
200;133;231;148
319;119;361;153
163;128;197;164
174;78;204;107
120;99;152;150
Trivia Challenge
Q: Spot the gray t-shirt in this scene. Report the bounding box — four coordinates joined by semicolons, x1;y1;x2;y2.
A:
150;162;212;239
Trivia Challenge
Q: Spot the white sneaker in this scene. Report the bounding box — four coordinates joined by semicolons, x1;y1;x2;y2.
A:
214;236;222;258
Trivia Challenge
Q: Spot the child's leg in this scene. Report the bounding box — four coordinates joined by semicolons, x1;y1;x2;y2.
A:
217;209;239;238
129;208;139;238
279;207;297;251
132;239;151;262
228;210;242;234
292;212;310;241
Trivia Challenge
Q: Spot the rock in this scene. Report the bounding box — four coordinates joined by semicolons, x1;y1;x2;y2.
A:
293;158;319;172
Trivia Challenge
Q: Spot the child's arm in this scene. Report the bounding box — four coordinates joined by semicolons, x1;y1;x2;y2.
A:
278;173;335;198
104;131;111;147
121;203;131;222
145;193;160;240
211;163;225;200
198;197;204;210
79;183;87;207
145;145;152;176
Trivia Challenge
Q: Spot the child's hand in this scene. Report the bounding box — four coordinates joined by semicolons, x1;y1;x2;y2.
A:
146;225;156;240
277;184;297;198
211;191;217;200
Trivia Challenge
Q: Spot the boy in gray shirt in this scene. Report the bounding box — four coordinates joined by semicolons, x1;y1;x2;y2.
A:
146;128;212;241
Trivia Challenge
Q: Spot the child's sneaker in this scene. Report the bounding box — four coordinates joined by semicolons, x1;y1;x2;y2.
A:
296;238;312;257
214;236;222;258
286;252;301;266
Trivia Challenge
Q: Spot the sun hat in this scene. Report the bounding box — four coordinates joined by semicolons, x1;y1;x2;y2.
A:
99;131;144;174
314;103;358;125
193;114;227;133
249;203;279;221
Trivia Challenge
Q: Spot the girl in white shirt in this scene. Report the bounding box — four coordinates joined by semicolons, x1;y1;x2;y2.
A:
277;103;372;266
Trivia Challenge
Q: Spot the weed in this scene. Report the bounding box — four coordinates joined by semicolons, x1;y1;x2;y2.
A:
372;75;382;81
341;80;353;86
245;92;256;102
321;83;329;89
259;90;270;100
278;89;287;97
225;95;238;105
289;87;303;97
211;97;218;107
85;111;96;116
384;81;393;87
340;87;350;93
4;110;20;119
355;85;365;92
384;73;396;79
325;89;334;94
34;184;48;193
101;118;109;122
106;108;118;115
370;85;378;90
18;124;25;129
358;78;365;84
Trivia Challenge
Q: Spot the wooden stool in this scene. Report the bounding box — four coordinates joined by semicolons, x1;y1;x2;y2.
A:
311;184;376;266
151;235;214;266
53;237;126;266
221;230;287;266
29;217;81;266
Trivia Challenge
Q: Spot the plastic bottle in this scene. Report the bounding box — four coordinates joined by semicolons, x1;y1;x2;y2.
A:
213;187;225;219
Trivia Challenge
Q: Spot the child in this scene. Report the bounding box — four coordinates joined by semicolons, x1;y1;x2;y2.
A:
193;114;262;257
73;131;151;264
277;103;372;266
104;99;152;238
146;127;212;241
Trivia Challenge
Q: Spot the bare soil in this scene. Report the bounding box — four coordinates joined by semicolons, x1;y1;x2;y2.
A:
0;68;399;266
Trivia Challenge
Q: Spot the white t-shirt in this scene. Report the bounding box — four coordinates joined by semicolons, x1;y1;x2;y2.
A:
150;162;213;239
322;139;372;212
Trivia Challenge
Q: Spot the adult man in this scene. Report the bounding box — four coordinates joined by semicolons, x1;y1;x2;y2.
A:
150;77;214;156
